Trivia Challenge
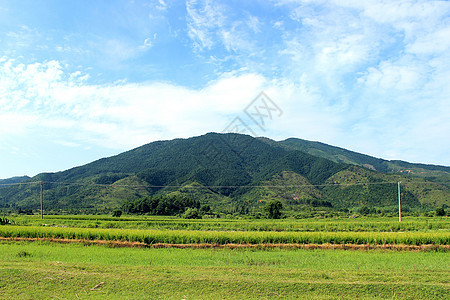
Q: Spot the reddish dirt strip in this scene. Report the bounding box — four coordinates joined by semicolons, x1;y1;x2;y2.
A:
1;237;448;251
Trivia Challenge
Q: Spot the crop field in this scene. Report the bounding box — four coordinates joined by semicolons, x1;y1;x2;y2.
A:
1;215;449;299
1;225;450;246
8;215;450;232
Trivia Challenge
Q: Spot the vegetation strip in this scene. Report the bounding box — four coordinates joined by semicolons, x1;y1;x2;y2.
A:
1;225;449;245
1;237;449;251
9;215;450;232
0;237;146;248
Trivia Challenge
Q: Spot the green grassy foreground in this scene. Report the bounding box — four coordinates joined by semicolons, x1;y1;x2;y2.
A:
1;241;449;299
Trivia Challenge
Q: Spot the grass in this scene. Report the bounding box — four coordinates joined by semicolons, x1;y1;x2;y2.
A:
0;241;449;299
1;216;448;298
1;225;449;245
8;215;450;232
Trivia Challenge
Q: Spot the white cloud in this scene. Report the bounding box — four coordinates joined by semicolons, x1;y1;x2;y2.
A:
270;0;450;165
186;0;262;55
247;15;261;34
100;39;142;62
5;25;40;50
0;112;38;135
0;58;270;150
407;27;450;55
156;0;168;11
141;38;153;49
186;0;226;50
359;58;429;91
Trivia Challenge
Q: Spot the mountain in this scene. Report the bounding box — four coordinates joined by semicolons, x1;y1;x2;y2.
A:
0;176;30;185
0;133;448;214
279;138;450;184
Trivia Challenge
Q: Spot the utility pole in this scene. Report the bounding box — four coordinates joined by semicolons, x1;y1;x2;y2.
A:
398;181;401;222
40;181;43;219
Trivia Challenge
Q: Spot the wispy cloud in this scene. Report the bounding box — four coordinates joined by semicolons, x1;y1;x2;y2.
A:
186;0;267;56
186;0;227;51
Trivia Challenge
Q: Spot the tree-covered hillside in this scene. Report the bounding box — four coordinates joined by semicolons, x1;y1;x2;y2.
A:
279;138;450;185
0;133;448;214
0;176;30;185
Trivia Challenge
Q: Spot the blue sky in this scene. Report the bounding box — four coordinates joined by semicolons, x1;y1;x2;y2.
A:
0;0;449;179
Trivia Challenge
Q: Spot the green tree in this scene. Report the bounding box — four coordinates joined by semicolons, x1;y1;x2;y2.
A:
182;208;201;219
357;206;373;215
436;206;445;216
264;200;283;219
0;217;12;225
112;209;122;217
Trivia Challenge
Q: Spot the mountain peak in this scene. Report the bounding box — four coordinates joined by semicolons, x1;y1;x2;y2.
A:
0;133;448;214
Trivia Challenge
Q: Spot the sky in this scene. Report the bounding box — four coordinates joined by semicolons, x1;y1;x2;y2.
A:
0;0;449;179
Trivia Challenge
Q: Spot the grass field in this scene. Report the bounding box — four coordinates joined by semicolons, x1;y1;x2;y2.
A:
1;225;449;246
1;241;449;299
8;215;450;232
1;215;449;299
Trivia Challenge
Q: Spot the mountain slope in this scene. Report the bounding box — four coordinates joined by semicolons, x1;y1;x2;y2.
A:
280;138;450;184
0;176;30;185
0;133;448;214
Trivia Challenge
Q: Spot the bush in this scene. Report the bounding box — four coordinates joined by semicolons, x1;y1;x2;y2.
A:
112;210;122;218
436;206;446;217
182;208;201;219
357;206;377;215
122;195;200;216
264;200;283;219
17;250;32;258
0;217;13;225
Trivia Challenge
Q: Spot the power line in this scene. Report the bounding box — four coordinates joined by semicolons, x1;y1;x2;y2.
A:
0;180;445;189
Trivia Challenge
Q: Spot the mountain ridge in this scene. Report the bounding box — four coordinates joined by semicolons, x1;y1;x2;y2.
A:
280;138;450;176
0;176;31;185
0;133;448;214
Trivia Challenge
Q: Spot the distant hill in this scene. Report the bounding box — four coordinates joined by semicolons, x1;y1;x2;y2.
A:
0;176;30;185
0;133;448;214
279;138;450;184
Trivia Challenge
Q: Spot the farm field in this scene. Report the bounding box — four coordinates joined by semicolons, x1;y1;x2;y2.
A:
1;225;449;246
7;215;450;232
1;215;449;299
0;241;449;299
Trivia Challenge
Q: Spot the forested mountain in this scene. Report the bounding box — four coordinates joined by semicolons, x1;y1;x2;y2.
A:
0;176;30;185
280;138;450;184
0;133;448;214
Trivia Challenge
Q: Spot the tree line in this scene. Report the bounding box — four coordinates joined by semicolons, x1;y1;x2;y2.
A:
121;194;201;216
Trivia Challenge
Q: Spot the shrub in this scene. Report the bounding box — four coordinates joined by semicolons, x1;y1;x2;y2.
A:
264;200;283;219
122;195;200;216
17;250;32;258
436;207;446;217
0;217;12;225
182;208;201;219
112;210;122;218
